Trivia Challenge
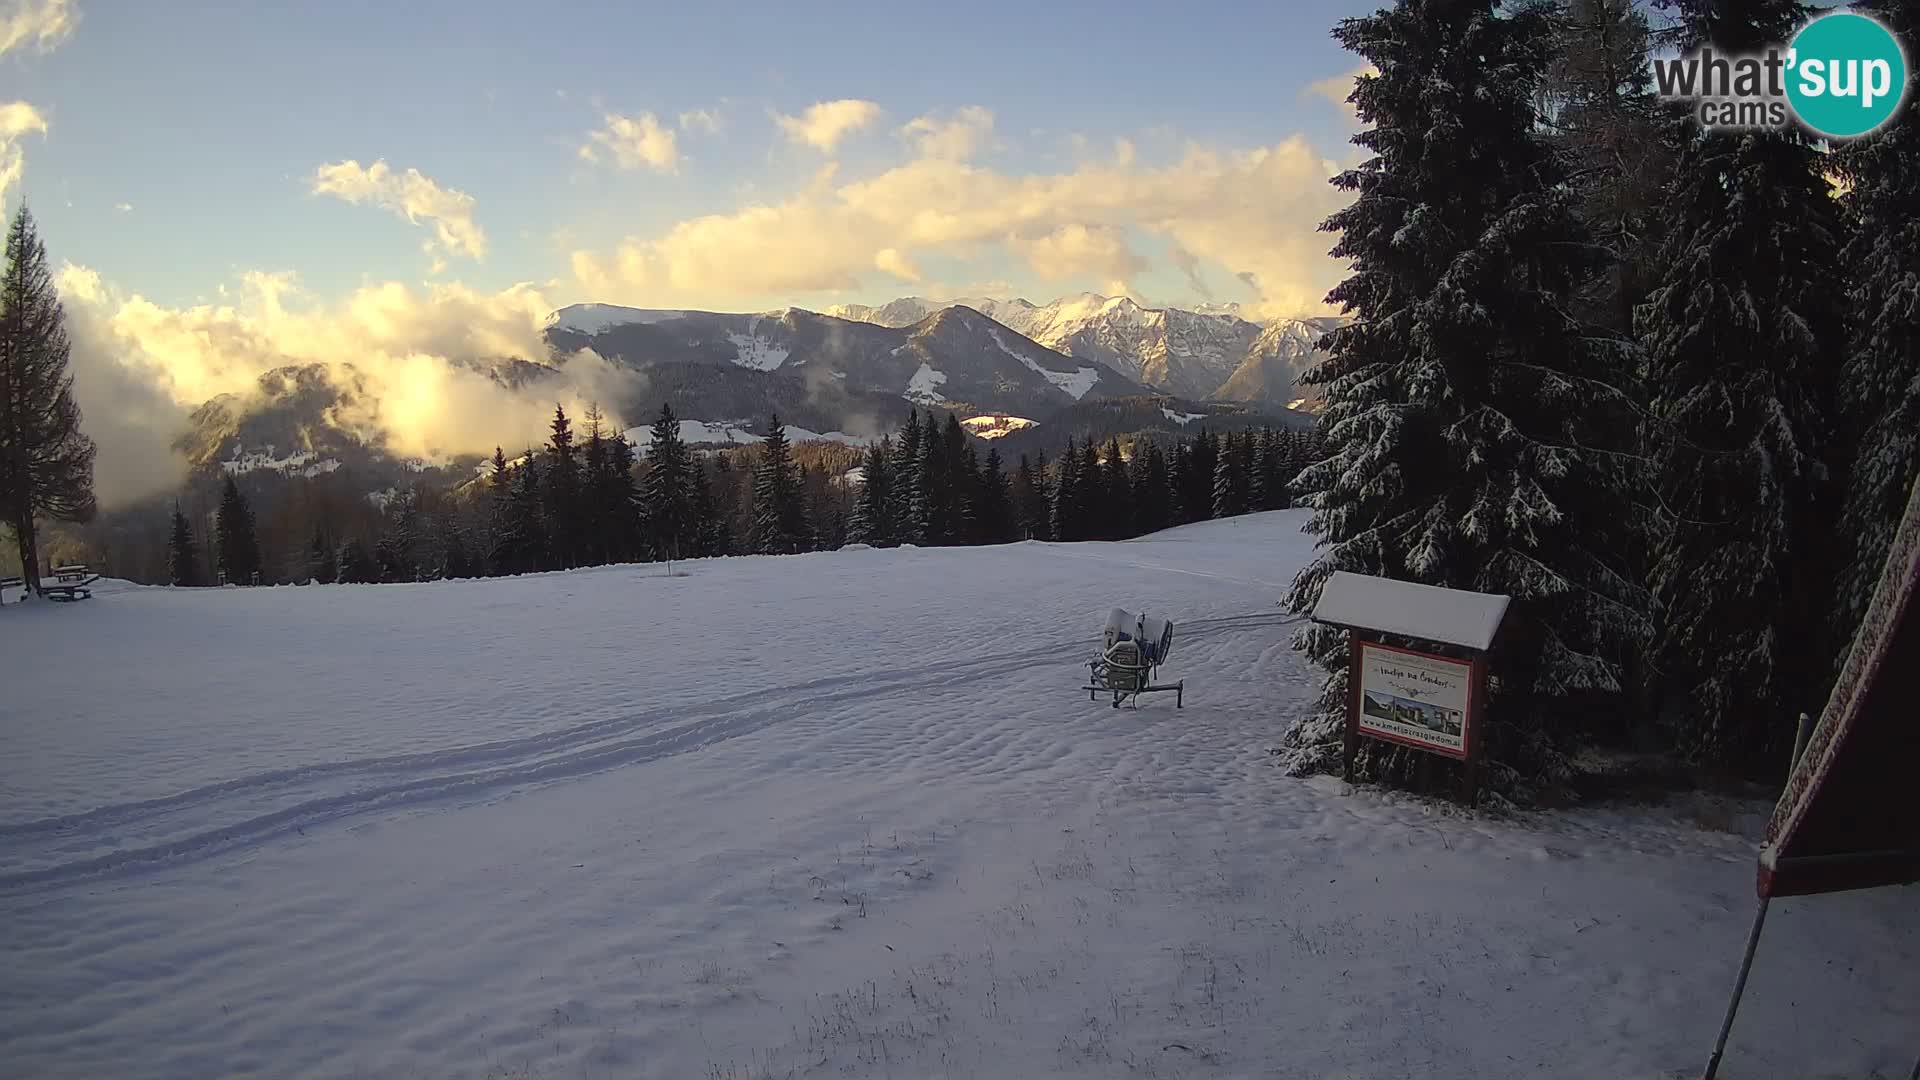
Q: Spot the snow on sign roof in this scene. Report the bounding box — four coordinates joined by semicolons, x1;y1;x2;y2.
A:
1310;571;1510;652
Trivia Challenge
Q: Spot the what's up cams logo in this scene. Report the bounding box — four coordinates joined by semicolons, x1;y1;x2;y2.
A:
1653;11;1910;138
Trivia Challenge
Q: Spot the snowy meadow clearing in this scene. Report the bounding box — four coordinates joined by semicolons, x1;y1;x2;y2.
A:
1;511;1913;1079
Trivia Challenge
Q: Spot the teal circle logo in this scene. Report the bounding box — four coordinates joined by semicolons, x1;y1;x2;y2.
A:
1786;12;1909;138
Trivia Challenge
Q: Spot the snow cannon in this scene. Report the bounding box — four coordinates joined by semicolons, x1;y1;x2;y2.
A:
1086;608;1183;709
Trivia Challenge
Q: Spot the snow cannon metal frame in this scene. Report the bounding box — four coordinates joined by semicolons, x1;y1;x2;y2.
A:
1084;608;1183;709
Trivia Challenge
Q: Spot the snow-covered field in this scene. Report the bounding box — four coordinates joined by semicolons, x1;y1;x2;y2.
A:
1;512;1913;1079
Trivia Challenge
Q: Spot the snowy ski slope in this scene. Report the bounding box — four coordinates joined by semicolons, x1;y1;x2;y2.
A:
0;511;1913;1079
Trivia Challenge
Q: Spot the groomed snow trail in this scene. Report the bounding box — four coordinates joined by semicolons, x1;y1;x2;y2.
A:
1;512;1913;1079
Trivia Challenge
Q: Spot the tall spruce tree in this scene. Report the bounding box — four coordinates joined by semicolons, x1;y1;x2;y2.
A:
579;405;610;567
1830;0;1920;668
1284;0;1649;796
543;405;580;568
1639;0;1849;770
1051;437;1082;542
1213;431;1251;519
751;413;809;553
1134;438;1173;535
0;206;96;594
644;402;695;564
495;452;547;574
940;416;972;544
1075;438;1103;541
849;438;894;546
166;503;202;586
912;418;946;544
1099;439;1128;540
976;446;1013;544
215;475;261;584
1183;431;1219;523
889;409;924;544
1540;0;1674;335
1025;450;1052;541
605;431;642;561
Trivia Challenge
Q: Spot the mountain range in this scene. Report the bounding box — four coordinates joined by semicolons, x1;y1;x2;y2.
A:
823;293;1335;407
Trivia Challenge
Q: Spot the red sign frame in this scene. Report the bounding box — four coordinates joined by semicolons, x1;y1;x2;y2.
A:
1345;637;1488;802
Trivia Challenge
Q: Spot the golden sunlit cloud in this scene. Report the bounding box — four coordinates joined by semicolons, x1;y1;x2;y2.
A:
311;159;489;263
580;111;679;173
774;99;882;152
572;133;1349;319
0;0;76;56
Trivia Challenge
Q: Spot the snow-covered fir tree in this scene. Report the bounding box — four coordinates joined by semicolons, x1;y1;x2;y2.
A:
1284;0;1649;797
1639;0;1849;771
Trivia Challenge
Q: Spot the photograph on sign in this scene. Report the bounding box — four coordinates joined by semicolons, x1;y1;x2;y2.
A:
1355;643;1472;757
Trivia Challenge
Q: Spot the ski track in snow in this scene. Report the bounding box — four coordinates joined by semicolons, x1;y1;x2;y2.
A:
1;511;1914;1080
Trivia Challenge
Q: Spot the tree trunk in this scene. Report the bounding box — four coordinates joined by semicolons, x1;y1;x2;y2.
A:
15;507;39;595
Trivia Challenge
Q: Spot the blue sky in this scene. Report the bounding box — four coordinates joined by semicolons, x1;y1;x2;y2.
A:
6;0;1369;314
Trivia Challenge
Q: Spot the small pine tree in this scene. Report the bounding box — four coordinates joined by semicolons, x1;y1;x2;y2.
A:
166;503;202;586
751;413;809;553
215;475;261;584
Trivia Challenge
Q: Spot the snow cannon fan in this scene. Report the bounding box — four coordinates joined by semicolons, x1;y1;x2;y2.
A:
1085;608;1183;709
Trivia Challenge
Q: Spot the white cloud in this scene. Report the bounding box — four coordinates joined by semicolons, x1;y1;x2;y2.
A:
0;0;76;56
55;266;643;505
774;99;881;152
900;106;994;162
0;99;47;204
580;111;679;173
678;107;722;134
113;200;131;212
572;134;1349;318
310;159;488;262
